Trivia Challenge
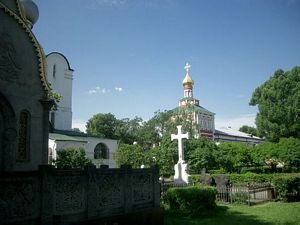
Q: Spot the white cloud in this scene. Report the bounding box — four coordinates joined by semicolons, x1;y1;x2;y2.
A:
87;86;123;94
87;87;111;94
215;113;256;130
115;87;123;92
88;89;97;94
101;88;111;94
72;119;87;132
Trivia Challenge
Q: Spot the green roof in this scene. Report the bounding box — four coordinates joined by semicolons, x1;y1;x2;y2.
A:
173;104;215;115
49;133;87;142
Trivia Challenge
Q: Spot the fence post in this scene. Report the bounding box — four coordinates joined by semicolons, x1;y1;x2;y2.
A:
39;165;54;225
121;165;133;213
229;183;233;204
86;164;97;219
152;165;161;207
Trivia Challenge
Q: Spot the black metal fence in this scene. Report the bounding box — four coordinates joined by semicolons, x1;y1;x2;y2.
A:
160;180;188;197
160;180;275;206
215;183;275;205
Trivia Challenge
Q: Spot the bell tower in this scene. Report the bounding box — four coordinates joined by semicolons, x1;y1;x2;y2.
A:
179;63;200;107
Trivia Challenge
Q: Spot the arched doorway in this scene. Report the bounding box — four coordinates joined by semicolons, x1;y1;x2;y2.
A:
94;143;109;160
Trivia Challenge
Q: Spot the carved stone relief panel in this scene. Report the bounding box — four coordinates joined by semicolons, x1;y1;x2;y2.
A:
54;175;87;215
132;173;153;204
17;111;30;161
95;173;124;210
0;32;21;82
0;177;40;221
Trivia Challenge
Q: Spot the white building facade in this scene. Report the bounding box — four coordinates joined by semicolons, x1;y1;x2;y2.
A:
49;133;118;168
46;52;73;131
46;52;119;168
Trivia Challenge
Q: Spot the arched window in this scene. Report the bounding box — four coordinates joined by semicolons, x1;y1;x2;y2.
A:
94;143;109;159
17;110;30;161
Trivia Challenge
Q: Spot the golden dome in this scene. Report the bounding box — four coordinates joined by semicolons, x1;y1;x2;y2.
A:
182;74;194;88
182;62;194;87
182;74;194;85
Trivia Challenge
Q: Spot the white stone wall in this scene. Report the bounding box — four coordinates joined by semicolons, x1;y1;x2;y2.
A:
81;137;118;168
46;53;73;130
49;137;118;168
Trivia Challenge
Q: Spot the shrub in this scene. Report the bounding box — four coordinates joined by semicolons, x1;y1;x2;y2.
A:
211;173;275;184
55;148;92;169
191;174;201;185
162;186;217;216
273;174;300;202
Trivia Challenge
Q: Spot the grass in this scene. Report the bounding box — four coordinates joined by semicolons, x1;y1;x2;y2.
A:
164;202;300;225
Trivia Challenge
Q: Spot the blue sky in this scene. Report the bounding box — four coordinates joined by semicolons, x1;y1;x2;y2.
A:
33;0;300;131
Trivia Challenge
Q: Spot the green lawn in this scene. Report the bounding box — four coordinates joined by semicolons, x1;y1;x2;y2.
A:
164;202;300;225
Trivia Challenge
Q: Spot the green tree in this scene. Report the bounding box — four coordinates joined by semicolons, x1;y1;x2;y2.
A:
115;117;143;144
136;110;180;150
250;66;300;142
252;141;278;167
48;90;62;111
185;138;218;174
86;113;118;138
239;125;259;137
115;144;145;168
145;134;178;177
277;137;300;171
173;107;201;139
54;148;92;169
217;142;253;173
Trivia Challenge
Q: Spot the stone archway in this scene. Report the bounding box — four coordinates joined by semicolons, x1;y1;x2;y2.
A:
0;93;17;171
94;143;109;160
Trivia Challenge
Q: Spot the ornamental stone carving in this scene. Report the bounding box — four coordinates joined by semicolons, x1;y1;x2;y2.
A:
54;176;86;215
0;33;21;82
96;174;123;209
0;177;39;221
132;173;153;204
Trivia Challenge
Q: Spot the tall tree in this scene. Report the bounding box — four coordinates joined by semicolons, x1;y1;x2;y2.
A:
86;113;118;138
277;137;300;170
239;125;259;137
250;67;300;142
115;117;143;144
185;138;218;174
217;142;253;173
115;144;145;168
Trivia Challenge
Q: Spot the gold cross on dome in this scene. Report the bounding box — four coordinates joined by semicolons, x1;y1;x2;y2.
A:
184;62;191;73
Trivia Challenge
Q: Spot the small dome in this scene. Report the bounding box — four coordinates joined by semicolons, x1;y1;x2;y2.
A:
182;74;194;86
20;0;39;26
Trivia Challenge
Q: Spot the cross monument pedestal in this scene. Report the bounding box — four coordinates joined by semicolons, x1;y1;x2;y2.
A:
171;125;191;185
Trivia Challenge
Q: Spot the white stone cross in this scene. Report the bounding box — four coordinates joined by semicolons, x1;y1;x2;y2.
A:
171;125;189;163
184;62;191;73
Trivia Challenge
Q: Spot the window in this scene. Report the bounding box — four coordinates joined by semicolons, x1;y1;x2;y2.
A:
94;143;109;159
17;110;30;161
53;64;56;79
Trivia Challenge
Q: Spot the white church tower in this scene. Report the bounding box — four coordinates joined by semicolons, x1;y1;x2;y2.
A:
46;52;73;130
176;63;215;139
